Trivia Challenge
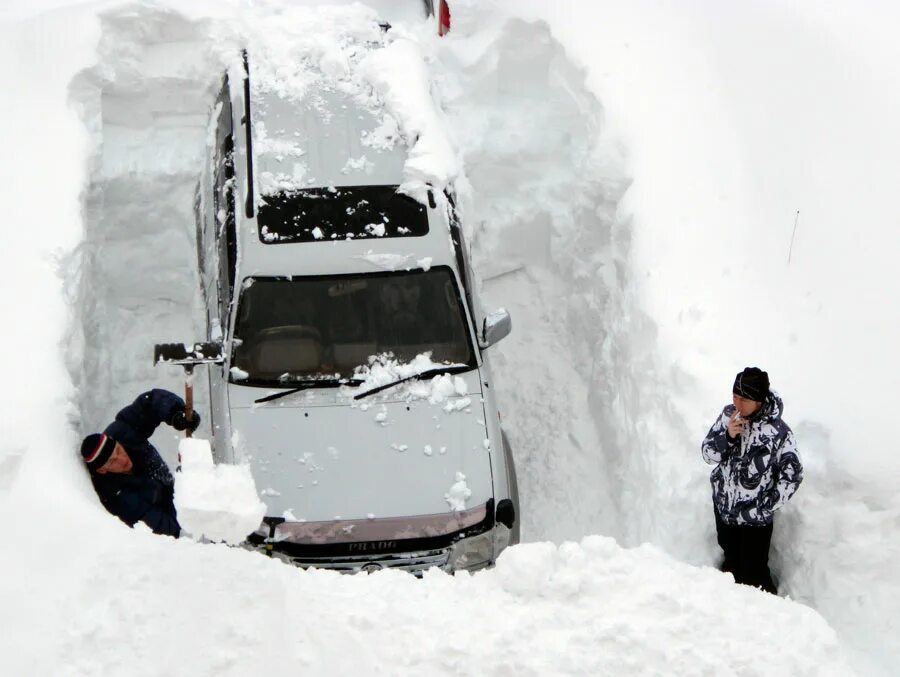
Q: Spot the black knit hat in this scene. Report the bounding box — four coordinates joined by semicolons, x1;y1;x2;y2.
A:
81;433;116;471
733;367;769;402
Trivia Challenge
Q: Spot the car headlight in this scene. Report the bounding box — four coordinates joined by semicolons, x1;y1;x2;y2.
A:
447;524;511;572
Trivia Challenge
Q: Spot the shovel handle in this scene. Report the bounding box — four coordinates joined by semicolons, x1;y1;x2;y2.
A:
185;366;194;439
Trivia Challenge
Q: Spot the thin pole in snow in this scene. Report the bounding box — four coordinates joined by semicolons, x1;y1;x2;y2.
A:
787;210;800;264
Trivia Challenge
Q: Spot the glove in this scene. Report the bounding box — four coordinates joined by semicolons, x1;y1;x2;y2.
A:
171;409;201;433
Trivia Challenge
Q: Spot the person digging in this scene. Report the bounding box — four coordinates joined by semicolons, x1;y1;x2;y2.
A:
80;389;201;538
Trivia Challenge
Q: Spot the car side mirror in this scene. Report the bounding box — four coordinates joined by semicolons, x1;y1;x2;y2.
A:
479;309;511;349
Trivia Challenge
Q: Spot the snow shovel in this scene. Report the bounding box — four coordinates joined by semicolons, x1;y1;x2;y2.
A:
153;342;265;545
153;342;224;438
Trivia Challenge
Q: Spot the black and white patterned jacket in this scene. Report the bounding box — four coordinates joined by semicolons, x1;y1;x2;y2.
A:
701;392;803;526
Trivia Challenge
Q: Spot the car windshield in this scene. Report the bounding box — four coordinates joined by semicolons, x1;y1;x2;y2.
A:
257;186;429;243
230;268;475;386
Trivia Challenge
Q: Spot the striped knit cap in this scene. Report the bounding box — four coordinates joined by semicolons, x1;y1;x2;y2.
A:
81;433;116;471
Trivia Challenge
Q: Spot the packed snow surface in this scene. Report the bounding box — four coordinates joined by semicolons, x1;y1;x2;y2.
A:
0;525;851;675
174;438;266;545
1;0;898;674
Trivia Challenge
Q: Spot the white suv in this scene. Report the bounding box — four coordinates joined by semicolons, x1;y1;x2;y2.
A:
191;52;518;573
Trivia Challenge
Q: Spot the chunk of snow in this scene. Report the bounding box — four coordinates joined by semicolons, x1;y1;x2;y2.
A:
257;168;308;196
174;438;266;545
443;397;471;413
341;155;374;174
445;472;471;511
361;113;399;151
429;374;457;401
453;376;468;396
359;37;459;186
346;353;469;407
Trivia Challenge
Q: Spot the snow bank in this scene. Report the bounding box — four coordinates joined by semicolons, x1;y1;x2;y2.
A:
428;10;628;546
174;438;266;545
0;517;851;675
433;2;900;671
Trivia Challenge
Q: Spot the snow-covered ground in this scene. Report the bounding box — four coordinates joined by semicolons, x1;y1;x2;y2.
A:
1;0;897;674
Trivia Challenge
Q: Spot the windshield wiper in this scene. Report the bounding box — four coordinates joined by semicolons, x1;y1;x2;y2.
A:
254;378;361;404
353;365;470;401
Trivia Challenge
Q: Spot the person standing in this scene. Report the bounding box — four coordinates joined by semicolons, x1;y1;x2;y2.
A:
80;389;201;537
701;367;803;594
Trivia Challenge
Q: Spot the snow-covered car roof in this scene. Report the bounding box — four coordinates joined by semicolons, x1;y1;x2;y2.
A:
252;85;406;192
238;84;459;278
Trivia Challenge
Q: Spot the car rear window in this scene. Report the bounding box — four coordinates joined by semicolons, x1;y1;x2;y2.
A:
257;185;429;243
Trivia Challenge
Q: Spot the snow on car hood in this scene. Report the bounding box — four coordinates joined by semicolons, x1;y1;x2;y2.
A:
227;374;493;527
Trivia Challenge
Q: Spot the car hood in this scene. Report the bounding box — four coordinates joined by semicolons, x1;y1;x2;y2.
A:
228;382;493;525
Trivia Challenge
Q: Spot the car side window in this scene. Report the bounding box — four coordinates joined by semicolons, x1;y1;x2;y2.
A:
213;80;237;325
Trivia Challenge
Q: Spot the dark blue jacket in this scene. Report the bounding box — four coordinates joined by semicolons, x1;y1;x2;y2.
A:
90;389;184;537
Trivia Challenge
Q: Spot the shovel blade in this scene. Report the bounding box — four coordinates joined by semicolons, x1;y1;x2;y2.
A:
154;341;224;366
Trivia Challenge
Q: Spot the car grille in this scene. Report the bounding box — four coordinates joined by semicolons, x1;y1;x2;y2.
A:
267;546;451;575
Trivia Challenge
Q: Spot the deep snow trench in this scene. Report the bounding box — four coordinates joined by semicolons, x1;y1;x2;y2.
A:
56;3;897;674
67;8;215;459
66;5;630;544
